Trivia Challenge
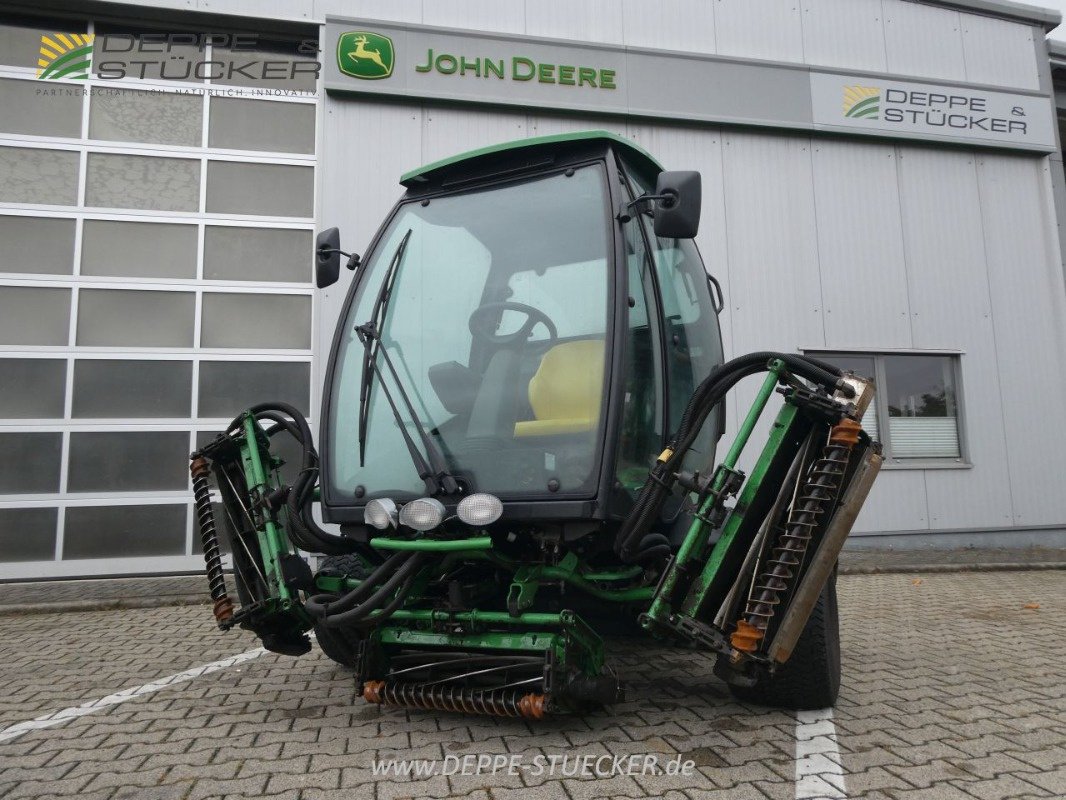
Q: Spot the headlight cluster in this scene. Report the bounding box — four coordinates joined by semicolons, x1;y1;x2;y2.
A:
363;493;503;531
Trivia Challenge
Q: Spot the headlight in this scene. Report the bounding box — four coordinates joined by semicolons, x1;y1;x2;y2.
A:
398;497;446;531
456;493;503;527
364;498;398;530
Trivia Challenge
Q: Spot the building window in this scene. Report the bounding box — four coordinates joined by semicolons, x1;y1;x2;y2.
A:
812;352;965;466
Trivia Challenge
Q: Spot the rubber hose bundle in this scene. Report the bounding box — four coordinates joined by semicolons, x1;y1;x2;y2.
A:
615;353;849;561
225;403;380;564
305;550;425;627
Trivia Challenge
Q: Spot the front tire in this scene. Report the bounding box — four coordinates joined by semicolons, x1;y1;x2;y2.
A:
728;572;841;710
314;554;371;668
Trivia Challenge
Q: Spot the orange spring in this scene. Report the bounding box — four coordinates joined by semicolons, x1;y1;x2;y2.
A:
829;417;862;447
730;619;764;653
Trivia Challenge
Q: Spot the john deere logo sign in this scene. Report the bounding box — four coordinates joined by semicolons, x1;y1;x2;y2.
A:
37;32;94;80
337;31;394;80
843;85;880;119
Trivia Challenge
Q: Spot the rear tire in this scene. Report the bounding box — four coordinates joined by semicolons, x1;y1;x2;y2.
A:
728;571;841;710
314;554;371;668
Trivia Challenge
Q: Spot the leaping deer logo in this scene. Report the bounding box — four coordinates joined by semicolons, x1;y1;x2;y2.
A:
338;31;395;80
349;35;387;72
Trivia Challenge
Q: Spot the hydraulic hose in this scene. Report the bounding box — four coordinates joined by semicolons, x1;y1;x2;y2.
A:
615;352;847;561
303;550;409;617
313;552;427;627
224;402;380;562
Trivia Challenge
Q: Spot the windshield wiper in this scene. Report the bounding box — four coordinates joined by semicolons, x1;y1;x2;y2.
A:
355;230;460;496
357;228;410;468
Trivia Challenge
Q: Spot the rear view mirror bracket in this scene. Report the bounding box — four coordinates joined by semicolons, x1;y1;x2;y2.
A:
616;170;702;239
315;227;361;289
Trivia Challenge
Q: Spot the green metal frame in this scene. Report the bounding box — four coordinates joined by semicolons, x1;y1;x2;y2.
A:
643;362;787;629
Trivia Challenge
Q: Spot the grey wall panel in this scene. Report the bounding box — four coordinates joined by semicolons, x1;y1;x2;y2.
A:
529;113;628;139
81;220;197;279
717;131;826;454
420;106;528;166
0;433;62;494
63;504;187;558
719;132;825;355
896;147;1014;529
0;507;57;562
621;0;716;54
523;0;624;45
712;0;805;62
0;78;82;138
76;289;194;347
317;99;421;395
961;13;1040;90
977;154;1066;527
799;0;888;72
0;216;75;274
421;1;525;33
0;359;66;418
201;293;311;349
811;141;912;349
67;432;189;492
315;0;422;22
0;147;79;206
72;360;193;419
852;469;929;533
882;2;967;82
0;286;70;346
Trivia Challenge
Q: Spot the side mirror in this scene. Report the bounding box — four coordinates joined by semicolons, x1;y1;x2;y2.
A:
315;227;342;288
652;170;701;239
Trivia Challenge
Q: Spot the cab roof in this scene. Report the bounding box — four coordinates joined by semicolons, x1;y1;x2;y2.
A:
399;130;663;189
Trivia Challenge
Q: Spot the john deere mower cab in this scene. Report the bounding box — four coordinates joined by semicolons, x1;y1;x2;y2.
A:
318;132;724;535
192;130;882;719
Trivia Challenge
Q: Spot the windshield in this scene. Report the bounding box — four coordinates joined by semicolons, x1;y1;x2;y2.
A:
327;164;611;501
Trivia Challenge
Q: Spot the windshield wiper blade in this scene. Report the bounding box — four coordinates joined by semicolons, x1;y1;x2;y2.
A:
356;321;460;497
354;228;460;496
358;228;411;468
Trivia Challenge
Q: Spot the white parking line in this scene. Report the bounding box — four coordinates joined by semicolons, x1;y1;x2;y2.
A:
795;707;848;799
0;647;268;744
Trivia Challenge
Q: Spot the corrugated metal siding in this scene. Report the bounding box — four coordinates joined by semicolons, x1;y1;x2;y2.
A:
421;1;525;33
799;0;888;73
319;104;1066;535
314;0;422;23
961;14;1040;90
716;131;824;452
976;154;1066;527
853;469;929;532
420;106;527;164
883;2;967;81
522;0;625;44
712;0;805;62
811;141;912;349
621;0;716;53
895;147;1014;529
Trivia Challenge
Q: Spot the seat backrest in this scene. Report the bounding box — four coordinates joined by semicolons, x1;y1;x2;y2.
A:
514;339;605;437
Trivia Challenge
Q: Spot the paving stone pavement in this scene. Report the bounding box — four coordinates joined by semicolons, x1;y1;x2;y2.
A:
0;571;1063;800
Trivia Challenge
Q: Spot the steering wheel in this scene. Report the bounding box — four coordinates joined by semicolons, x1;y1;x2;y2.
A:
468;301;558;348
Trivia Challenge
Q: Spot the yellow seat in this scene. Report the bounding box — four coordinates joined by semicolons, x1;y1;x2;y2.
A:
514;339;605;437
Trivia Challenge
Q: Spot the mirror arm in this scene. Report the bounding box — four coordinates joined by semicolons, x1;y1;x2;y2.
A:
616;191;679;223
318;246;362;271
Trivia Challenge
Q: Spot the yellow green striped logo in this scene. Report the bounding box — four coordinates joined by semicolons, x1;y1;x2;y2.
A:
37;33;95;80
843;85;880;119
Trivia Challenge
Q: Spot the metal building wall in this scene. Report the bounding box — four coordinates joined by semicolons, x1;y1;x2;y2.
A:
305;0;1046;89
317;109;1066;543
15;0;1058;552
